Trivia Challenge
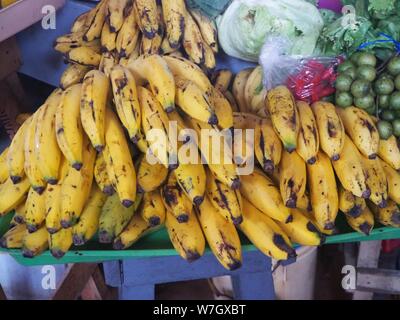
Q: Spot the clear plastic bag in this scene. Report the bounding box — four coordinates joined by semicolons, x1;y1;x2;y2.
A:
259;36;343;103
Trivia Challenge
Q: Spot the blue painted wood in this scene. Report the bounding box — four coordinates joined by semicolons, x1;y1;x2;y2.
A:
232;273;274;300
102;260;121;288
119;284;155;300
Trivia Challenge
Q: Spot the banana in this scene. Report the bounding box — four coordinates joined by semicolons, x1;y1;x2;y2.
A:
174;163;206;206
113;212;160;249
265;86;300;152
161;36;178;54
165;207;205;261
15;113;32;126
7;116;31;184
182;10;205;65
211;69;232;93
45;158;70;234
24;108;47;193
380;158;400;204
70;10;94;33
99;192;141;243
345;206;374;235
83;0;107;41
175;77;217;124
232;68;253;112
206;168;242;225
72;185;108;246
34;89;63;184
103;108;137;207
250;88;267;113
24;186;47;233
13;202;26;224
296;101;319;165
240;198;295;261
332;135;370;199
224;91;239;112
66;46;102;67
94;153;115;196
232;112;261;129
0;224;26;249
244;66;264;112
99;50;117;77
307;151;339;232
368;199;400;227
190;9;218;53
106;0;129;33
378;135;400;170
49;228;73;259
167;109;187;134
140;190;166;227
161;0;185;49
297;191;312;214
240;168;291;222
311;101;345;161
110;65;141;143
208;87;233;129
60;64;91;90
137;155;168;193
134;0;159;39
22;226;48;258
161;172;192;223
278;209;324;246
279;150;306;208
254;118;282;174
56;84;83;170
80;70;110;151
53;32;86;54
202;42;216;73
60;135;96;227
337;107;379;159
116;4;140;58
362;157;388;208
140;32;162;55
338;185;366;218
101;22;117;52
0;147;9;184
197;197;241;270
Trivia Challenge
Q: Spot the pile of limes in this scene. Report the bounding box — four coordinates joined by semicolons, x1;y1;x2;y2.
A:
335;52;400;139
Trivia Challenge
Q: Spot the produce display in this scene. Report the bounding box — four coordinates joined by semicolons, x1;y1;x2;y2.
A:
1;0;400;271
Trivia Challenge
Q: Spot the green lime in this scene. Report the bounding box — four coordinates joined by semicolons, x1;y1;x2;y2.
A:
350;52;362;64
395;74;400;91
338;61;355;73
365;106;376;115
378;95;390;109
357;52;377;67
381;110;396;121
390;91;400;110
343;67;356;80
387;56;400;76
321;95;335;103
335;74;353;91
374;77;395;95
354;95;375;110
356;65;376;82
392;119;400;137
335;91;353;108
377;120;394;140
351;79;371;98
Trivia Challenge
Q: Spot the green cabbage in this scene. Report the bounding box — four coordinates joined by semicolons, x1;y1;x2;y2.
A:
216;0;324;62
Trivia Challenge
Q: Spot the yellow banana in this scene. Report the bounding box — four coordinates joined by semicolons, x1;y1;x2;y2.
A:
101;22;117;52
49;228;73;259
190;9;218;53
140;32;162;55
197;197;241;270
134;0;159;39
161;0;185;49
332;135;370;199
0;178;32;216
60;64;91;90
25;187;47;233
137;156;168;193
337;107;379;159
80;70;110;151
265;86;300;152
208;87;233;129
99;50;117;77
224;91;239;112
161;36;178;54
83;0;107;42
240;198;295;261
140;190;166;226
103;108;137;207
338;185;366;218
72;185;107;246
362;157;388;208
106;0;129;33
116;4;140;58
311;101;345;161
0;147;9;184
7;116;31;184
34;89;63;184
232;68;253;112
206;168;242;225
182;10;205;65
22;226;48;258
110;65;141;143
307;151;338;232
0;224;26;249
165;207;205;261
279;150;306;208
296;101;319;165
94;153;115;196
56;84;84;170
297;191;312;214
13;202;26;224
278;209;324;246
345;206;374;235
60;135;96;227
70;10;94;33
53;32;86;54
378;135;400;170
240;168;291;222
380;158;400;204
67;46;102;67
368;199;400;227
174;163;206;206
244;66;264;112
202;42;216;72
211;69;232;93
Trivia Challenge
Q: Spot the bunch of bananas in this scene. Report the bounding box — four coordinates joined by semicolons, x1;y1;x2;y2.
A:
55;0;217;83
